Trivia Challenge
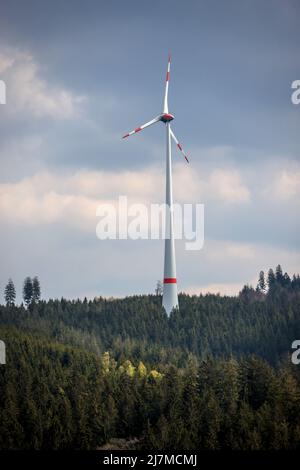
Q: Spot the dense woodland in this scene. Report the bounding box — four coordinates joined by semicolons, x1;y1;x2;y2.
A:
0;266;300;449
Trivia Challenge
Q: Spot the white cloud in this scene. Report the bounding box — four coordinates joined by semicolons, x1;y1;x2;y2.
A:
0;164;253;233
207;240;255;260
0;53;14;74
1;165;299;299
173;164;250;204
185;282;245;296
174;144;251;203
0;47;85;119
0;168;163;232
276;170;300;201
208;169;250;203
261;160;300;204
0;175;99;230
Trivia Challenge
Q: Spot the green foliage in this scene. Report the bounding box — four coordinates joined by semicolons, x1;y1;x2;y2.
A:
1;267;300;367
4;279;16;307
22;277;33;308
137;361;147;378
32;276;41;303
0;266;300;449
257;270;266;293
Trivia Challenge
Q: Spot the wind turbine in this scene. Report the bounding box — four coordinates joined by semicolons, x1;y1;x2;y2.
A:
122;54;189;316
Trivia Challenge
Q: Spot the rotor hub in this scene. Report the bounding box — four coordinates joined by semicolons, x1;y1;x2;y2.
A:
161;113;174;123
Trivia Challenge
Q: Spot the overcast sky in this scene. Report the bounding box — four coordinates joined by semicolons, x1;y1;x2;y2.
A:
0;0;300;302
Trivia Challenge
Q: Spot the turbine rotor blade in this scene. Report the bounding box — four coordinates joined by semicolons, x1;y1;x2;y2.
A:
170;128;189;163
163;53;171;114
122;116;161;139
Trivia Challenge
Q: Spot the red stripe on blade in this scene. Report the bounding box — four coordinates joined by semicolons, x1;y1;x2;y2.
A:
122;133;129;139
135;127;142;133
177;143;182;151
166;71;170;81
164;278;177;284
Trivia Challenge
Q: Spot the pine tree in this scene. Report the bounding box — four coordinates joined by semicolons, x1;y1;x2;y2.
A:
23;277;33;307
239;284;256;302
267;269;276;291
4;278;16;306
257;271;266;293
282;272;291;288
275;265;283;285
32;276;41;303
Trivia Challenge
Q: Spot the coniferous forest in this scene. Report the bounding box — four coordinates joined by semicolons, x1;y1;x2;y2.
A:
0;267;300;450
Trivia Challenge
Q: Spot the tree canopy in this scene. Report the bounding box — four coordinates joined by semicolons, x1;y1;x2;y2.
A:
0;266;300;449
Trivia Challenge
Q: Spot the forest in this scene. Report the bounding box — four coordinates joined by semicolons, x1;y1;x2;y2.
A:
0;266;300;449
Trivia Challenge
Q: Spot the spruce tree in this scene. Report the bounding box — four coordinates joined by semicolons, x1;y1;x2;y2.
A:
4;278;16;306
267;269;276;291
275;264;283;285
32;276;41;303
257;271;266;293
283;272;291;288
23;277;33;307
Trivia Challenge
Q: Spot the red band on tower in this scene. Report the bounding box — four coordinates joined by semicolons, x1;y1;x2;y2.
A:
164;278;177;284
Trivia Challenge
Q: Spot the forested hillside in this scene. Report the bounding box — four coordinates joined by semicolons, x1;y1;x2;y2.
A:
1;267;300;367
0;266;300;449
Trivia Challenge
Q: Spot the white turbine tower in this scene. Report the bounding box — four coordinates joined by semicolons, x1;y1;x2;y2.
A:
122;54;189;316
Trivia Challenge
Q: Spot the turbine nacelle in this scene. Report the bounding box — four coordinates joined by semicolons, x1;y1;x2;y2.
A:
160;113;174;123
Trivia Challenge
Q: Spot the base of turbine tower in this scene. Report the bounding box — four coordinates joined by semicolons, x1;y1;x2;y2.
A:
162;280;179;316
